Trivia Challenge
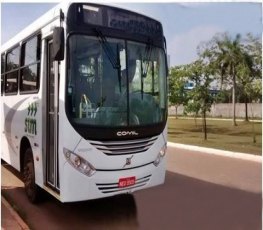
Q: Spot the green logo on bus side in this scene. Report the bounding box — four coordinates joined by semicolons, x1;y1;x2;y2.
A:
25;102;38;135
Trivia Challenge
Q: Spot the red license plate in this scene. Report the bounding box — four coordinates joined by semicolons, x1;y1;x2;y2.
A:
118;176;136;188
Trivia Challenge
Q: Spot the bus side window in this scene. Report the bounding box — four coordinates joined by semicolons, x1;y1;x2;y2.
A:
1;75;4;96
5;46;20;95
20;35;41;93
1;54;5;95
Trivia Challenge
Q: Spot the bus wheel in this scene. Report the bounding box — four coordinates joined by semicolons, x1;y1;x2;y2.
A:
23;148;40;203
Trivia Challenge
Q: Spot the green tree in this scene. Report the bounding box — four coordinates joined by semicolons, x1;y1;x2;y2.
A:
169;65;188;118
215;89;231;103
237;33;262;121
183;60;214;140
199;33;245;126
215;33;244;126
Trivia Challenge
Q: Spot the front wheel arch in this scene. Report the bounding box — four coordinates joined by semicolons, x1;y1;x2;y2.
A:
20;137;31;173
23;148;42;203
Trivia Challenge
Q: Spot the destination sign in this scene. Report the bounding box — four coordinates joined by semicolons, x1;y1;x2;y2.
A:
82;4;162;37
108;9;162;37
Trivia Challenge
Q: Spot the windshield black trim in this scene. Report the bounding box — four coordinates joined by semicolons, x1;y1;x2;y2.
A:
69;122;166;141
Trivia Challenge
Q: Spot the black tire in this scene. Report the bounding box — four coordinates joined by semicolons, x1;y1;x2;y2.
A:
23;148;41;203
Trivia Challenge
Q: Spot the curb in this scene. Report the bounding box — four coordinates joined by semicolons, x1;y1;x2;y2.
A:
168;116;262;123
2;196;30;230
168;142;262;163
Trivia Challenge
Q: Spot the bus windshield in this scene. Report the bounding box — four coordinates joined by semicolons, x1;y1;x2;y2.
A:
66;34;167;127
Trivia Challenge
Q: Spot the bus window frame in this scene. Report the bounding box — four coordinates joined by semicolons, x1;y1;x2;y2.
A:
19;33;41;95
2;31;42;96
1;53;5;96
4;45;20;96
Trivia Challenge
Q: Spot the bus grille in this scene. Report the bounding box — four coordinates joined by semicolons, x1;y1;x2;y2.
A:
90;136;158;156
96;175;151;194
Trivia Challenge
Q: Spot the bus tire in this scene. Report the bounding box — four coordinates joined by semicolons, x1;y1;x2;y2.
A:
23;148;41;203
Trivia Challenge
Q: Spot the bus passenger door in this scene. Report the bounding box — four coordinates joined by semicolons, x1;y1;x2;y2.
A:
46;39;60;191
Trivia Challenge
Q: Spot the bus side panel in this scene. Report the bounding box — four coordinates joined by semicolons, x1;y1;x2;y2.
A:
1;95;10;164
2;92;44;188
28;94;44;188
2;94;29;170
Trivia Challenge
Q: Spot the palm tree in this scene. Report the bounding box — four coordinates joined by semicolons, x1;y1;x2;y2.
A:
213;33;244;126
238;34;262;121
236;51;255;121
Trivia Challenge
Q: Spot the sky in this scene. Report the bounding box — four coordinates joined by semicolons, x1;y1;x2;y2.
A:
1;1;262;67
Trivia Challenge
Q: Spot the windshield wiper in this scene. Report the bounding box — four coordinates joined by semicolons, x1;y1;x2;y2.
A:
93;28;120;69
140;39;154;99
116;44;121;93
142;38;153;78
140;56;144;100
93;28;121;92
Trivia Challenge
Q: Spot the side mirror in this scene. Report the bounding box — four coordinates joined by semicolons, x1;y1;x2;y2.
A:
52;27;64;61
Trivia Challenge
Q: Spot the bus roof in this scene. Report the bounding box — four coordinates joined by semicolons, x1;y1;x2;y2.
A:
1;2;162;53
1;2;68;53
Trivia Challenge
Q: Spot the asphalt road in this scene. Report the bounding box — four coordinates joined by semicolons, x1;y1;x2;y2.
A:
1;146;262;230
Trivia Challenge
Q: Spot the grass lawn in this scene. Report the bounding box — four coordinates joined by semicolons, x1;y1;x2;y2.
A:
168;117;262;155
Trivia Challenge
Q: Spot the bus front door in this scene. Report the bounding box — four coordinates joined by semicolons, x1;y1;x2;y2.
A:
46;40;60;191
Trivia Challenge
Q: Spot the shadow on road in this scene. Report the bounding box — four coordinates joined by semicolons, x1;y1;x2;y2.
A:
135;171;262;230
2;187;138;230
2;162;138;230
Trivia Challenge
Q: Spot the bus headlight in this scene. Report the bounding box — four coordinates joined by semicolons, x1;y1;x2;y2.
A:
63;148;96;177
153;144;167;167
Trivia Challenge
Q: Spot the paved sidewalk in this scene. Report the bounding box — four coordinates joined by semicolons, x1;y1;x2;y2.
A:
169;116;262;123
168;142;262;163
1;196;29;230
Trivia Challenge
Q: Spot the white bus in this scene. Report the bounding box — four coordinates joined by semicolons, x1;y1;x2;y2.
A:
1;2;168;203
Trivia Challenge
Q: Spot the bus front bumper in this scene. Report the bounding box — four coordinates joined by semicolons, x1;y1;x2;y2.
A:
60;159;166;202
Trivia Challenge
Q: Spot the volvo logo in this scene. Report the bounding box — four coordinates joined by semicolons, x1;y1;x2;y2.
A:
123;155;134;168
117;131;138;136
